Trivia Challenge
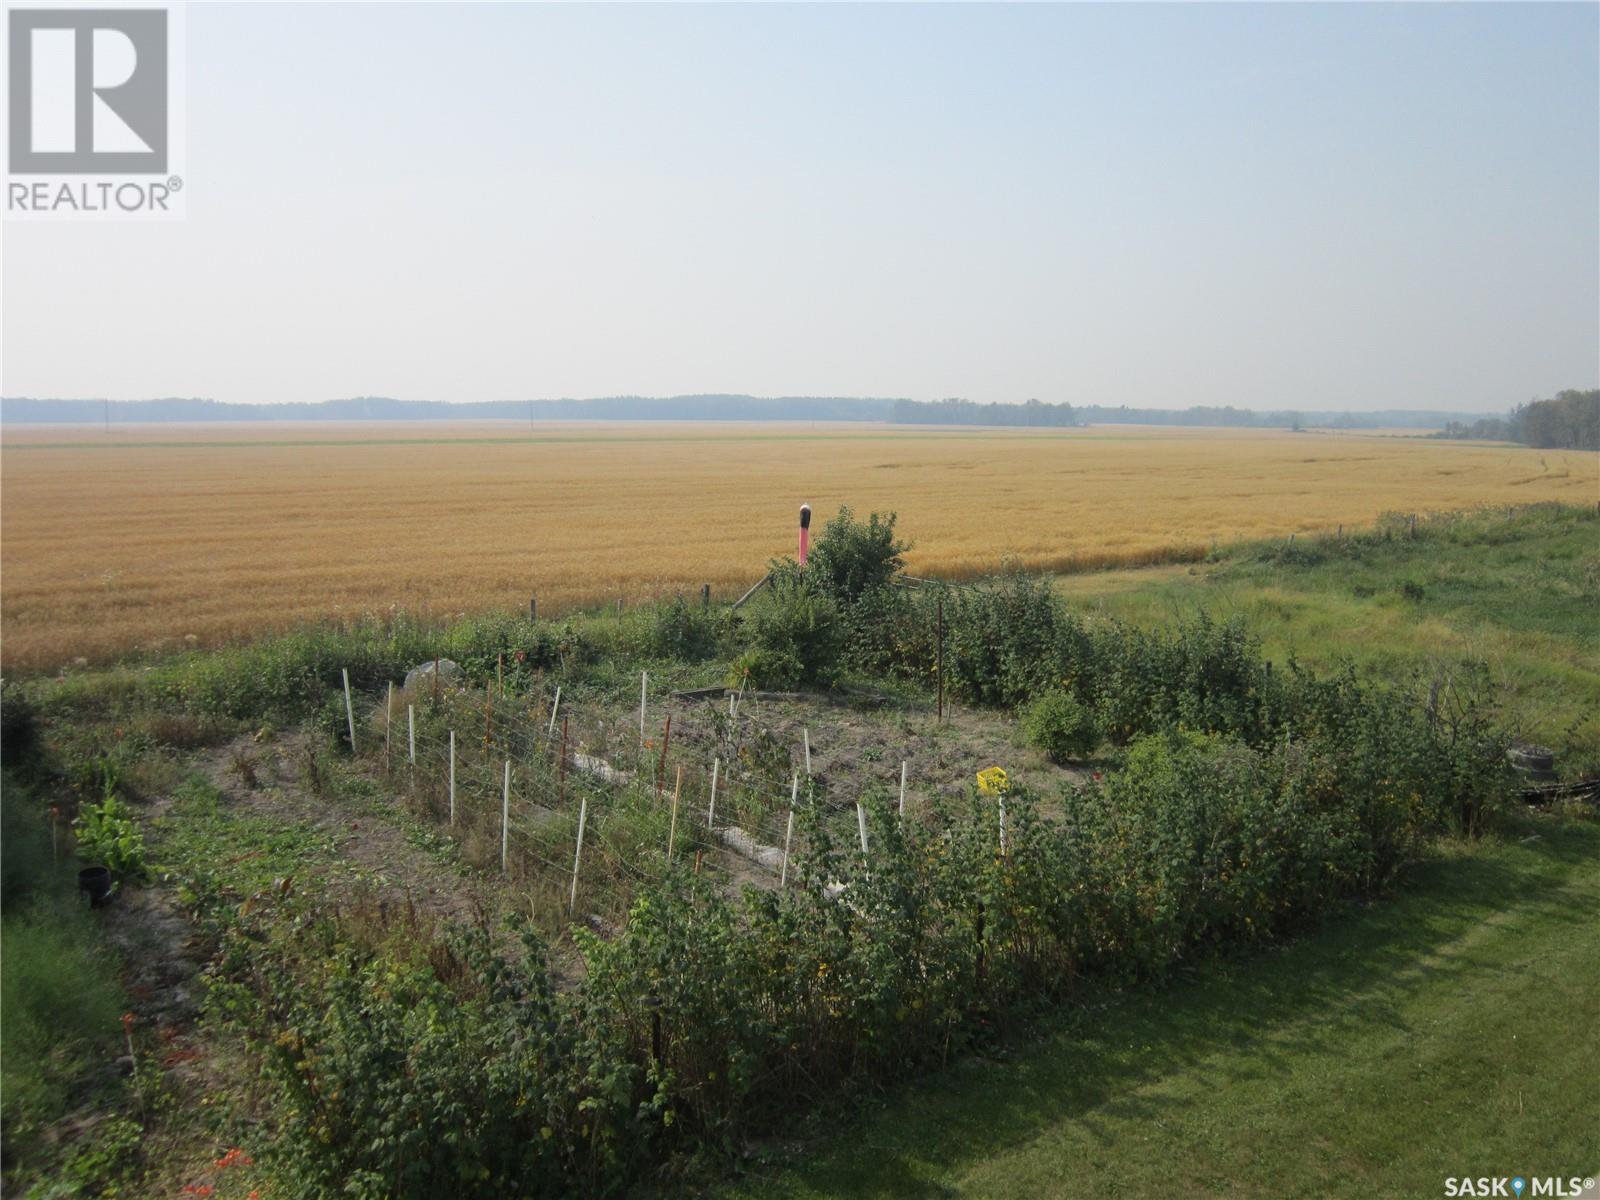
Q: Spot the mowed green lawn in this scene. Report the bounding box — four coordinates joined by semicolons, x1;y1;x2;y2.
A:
721;815;1599;1200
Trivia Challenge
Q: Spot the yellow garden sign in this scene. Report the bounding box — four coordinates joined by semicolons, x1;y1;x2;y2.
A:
975;766;1009;795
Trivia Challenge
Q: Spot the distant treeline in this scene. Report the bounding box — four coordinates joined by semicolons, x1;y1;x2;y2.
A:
0;393;1509;431
1434;390;1599;451
884;399;1497;429
0;394;899;424
889;398;1081;426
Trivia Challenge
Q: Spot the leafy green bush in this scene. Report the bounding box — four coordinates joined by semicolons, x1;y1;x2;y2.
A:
211;920;575;1198
73;788;146;879
1021;689;1100;762
938;571;1085;707
642;596;721;661
800;506;909;604
442;613;586;686
1088;612;1276;745
728;646;805;691
739;583;844;689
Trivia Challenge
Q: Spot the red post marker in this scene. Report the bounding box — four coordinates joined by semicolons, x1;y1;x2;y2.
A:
798;504;812;566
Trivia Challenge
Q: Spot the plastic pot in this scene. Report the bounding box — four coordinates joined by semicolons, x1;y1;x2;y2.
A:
78;865;113;907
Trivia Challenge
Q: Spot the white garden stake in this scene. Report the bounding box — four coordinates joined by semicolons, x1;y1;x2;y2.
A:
385;681;394;764
856;801;869;855
803;728;811;775
547;686;561;735
570;795;589;913
639;670;648;748
341;669;357;753
780;772;799;888
898;761;907;817
448;730;456;826
998;796;1007;857
707;759;720;827
501;760;512;872
781;809;796;889
408;705;416;765
667;766;682;866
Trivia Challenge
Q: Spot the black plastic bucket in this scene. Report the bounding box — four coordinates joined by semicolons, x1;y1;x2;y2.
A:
78;865;113;907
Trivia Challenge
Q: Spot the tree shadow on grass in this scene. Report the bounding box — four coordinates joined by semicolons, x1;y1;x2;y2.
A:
717;817;1599;1199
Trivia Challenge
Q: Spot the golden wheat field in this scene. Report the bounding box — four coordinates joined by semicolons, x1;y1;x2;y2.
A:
1;421;1594;669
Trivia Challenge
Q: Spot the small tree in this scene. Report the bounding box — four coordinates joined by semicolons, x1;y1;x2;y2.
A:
803;507;909;605
1020;689;1100;763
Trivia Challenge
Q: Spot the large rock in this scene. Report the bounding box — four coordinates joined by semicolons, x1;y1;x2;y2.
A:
404;658;465;692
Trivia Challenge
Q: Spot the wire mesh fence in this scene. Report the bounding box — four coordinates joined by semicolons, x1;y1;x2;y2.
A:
347;668;913;933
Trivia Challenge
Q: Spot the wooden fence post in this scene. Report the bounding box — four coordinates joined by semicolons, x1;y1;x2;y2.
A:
936;594;945;721
448;730;456;826
341;669;357;753
701;583;710;609
529;595;537;622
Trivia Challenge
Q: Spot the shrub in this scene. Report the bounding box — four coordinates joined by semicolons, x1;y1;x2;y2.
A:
940;571;1082;707
442;613;585;686
801;506;909;605
1086;730;1368;967
1021;689;1100;762
642;597;720;661
728;647;805;691
216;921;575;1198
840;582;933;682
73;786;146;879
739;583;844;689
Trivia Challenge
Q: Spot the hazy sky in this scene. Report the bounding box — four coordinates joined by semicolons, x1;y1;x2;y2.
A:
3;2;1596;411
